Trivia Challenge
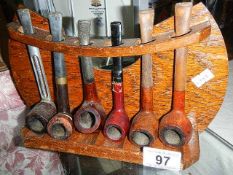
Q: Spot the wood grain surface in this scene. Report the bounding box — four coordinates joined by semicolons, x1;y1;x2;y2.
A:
22;113;199;169
7;20;210;57
8;3;228;169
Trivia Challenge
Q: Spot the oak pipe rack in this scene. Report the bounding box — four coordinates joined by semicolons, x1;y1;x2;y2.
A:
9;3;228;170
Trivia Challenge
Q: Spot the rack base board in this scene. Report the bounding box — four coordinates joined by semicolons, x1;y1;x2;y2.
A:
22;115;199;170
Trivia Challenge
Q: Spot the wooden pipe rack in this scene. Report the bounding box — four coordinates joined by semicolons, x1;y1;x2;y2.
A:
8;3;228;169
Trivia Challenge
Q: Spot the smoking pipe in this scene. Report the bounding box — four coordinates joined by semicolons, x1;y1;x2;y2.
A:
73;20;106;133
159;2;193;147
103;22;130;141
129;9;158;147
17;9;56;134
47;12;72;140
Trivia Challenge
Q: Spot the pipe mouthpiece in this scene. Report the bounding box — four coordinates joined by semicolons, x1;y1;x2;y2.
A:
111;21;122;46
48;12;63;42
78;20;91;46
176;2;193;7
139;8;154;43
175;2;193;36
17;8;34;35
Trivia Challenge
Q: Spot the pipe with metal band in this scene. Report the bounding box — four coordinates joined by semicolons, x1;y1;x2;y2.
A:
47;12;72;140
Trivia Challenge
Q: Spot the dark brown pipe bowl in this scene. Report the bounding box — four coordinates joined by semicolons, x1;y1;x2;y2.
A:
47;113;72;140
104;110;129;141
26;102;56;134
74;102;106;133
159;110;192;147
129;111;158;147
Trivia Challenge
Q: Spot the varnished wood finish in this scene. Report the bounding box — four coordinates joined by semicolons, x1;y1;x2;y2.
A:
7;21;211;57
16;9;56;134
73;20;106;134
103;22;130;141
22;112;199;169
74;82;106;133
46;13;72;140
129;9;158;147
9;3;228;169
159;3;193;147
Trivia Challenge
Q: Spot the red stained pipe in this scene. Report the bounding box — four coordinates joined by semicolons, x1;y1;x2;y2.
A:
103;22;130;141
74;20;106;133
159;2;193;147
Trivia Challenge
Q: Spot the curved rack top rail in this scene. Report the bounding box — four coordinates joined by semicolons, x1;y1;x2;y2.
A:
8;21;211;57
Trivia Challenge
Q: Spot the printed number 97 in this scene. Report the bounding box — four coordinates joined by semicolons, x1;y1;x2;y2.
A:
156;155;170;166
